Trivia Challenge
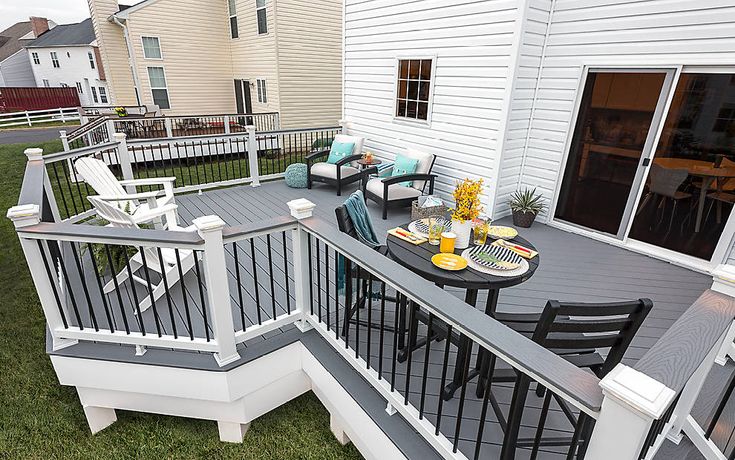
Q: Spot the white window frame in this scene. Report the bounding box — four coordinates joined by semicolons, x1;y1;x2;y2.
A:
392;56;437;127
256;78;267;103
228;0;239;39
256;0;268;35
50;51;60;68
141;36;163;60
147;66;171;109
31;52;40;65
76;82;83;94
88;51;95;69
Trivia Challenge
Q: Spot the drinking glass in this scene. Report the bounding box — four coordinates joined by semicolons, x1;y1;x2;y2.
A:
427;217;443;246
473;220;489;246
439;232;456;253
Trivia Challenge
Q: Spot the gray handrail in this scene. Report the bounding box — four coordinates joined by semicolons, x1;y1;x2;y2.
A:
18;159;46;208
17;221;205;247
44;141;120;163
222;216;297;242
634;289;735;394
300;217;604;416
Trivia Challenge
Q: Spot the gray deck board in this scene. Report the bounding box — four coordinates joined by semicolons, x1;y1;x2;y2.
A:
52;179;732;460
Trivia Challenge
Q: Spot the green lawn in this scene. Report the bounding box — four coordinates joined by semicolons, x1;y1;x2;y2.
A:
0;140;361;459
0;120;80;131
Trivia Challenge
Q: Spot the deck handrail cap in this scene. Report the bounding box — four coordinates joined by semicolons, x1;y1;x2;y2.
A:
599;364;676;420
24;148;43;161
192;215;226;232
712;264;735;298
112;132;127;141
287;198;316;219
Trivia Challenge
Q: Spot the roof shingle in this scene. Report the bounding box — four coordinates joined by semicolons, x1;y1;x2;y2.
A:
25;18;95;48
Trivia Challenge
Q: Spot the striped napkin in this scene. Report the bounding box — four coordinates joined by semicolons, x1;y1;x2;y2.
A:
492;239;538;259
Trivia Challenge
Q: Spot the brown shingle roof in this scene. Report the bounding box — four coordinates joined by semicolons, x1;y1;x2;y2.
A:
0;21;32;62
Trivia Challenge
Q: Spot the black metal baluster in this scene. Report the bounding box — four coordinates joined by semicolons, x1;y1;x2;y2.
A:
474;352;496;460
316;240;322;323
366;272;373;370
233;243;246;329
249;238;262;325
282;232;291;314
307;234;314;315
60;161;79;216
378;281;386;380
355;266;361;359
266;234;276;320
453;340;473;453
87;243;114;332
391;292;400;392
325;242;330;331
156;247;178;339
37;240;68;328
138;248;162;336
419;312;434;419
57;245;83;329
193;253;210;341
403;300;417;405
435;324;453;436
104;244;129;334
121;248;144;334
50;162;70;218
70;242;98;331
333;248;339;338
174;249;194;340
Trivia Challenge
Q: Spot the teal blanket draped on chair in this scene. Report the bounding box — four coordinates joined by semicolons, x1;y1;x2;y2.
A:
338;190;379;291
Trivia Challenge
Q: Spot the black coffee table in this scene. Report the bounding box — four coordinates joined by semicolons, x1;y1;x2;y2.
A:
386;223;540;399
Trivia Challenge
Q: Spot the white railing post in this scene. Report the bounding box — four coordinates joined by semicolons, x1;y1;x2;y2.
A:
287;198;317;332
7;203;78;351
223;115;231;134
26;110;32;126
246;125;260;187
59;107;66;123
193;215;240;366
339;118;348;135
585;364;676;460
104;119;115;143
274;112;281;130
164;118;174;138
113;133;135;195
77;107;87;125
60;130;70;152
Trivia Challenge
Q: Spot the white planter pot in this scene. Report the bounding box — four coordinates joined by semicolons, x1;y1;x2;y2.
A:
451;219;472;249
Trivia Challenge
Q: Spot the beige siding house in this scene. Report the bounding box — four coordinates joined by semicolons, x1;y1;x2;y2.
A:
86;0;342;128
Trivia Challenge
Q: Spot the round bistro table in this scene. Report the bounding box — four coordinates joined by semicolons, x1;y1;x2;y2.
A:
386;225;540;399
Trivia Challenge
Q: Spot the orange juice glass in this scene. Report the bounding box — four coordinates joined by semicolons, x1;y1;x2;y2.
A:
439;232;456;253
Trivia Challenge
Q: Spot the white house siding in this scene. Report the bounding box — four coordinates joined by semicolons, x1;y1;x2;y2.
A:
516;0;735;222
230;0;281;115
342;0;523;205
126;0;236;115
28;45;108;106
0;50;36;87
494;0;552;216
276;0;342;128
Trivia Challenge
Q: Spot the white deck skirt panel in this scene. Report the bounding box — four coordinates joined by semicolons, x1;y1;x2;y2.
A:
50;342;406;459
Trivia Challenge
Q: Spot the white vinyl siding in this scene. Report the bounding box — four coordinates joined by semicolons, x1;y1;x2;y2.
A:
343;0;522;203
141;36;162;59
147;66;170;109
0;50;35;86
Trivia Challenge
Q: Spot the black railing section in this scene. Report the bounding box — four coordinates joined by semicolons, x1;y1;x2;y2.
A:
67;117;111;149
35;237;212;341
111;113;280;141
304;232;598;459
255;127;339;177
704;369;735;459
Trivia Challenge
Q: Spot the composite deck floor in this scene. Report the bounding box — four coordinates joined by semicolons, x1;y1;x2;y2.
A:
59;180;732;459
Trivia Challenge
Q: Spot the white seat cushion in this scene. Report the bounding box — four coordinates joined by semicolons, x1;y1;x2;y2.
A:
310;162;360;180
366;177;422;201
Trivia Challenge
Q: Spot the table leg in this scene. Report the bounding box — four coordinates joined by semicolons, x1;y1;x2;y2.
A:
696;177;714;233
476;290;500;398
442;289;478;400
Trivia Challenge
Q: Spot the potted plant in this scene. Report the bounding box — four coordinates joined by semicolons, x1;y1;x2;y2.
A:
114;106;128;117
451;178;484;249
509;187;545;228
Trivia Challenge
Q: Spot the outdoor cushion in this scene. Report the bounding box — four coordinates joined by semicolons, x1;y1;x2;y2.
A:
332;134;365;167
401;149;435;191
366;177;422;201
285;163;308;188
310;162;360;180
326;141;355;164
391;154;419;187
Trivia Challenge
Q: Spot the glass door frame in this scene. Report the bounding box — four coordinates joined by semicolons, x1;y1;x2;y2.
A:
550;65;735;271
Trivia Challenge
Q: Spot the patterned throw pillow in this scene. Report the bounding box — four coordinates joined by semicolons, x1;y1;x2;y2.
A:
391;154;419;187
326;141;355;164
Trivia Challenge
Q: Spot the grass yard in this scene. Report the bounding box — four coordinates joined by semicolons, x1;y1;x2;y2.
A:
0;140;361;459
0;120;80;131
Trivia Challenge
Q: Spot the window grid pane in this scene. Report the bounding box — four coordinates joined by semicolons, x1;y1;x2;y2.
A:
395;59;432;121
257;6;267;34
152;89;170;109
142;37;162;59
147;67;167;88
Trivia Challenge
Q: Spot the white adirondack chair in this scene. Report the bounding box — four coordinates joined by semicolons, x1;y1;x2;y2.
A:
88;195;197;313
75;157;178;229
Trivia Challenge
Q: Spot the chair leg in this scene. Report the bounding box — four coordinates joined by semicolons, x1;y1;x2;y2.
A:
382;202;388;220
530;391;553;460
500;374;532;460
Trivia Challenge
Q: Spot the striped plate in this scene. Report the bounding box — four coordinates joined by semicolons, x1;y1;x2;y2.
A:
410;217;451;236
466;244;523;271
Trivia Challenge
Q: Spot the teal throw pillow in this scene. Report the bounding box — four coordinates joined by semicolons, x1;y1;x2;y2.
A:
326;141;355;164
391;154;418;186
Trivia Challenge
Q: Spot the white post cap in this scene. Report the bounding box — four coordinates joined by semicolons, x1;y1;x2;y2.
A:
59;129;67;137
193;215;226;232
113;132;127;141
245;124;256;132
599;364;676;420
287;198;316;219
24;148;43;161
7;204;40;227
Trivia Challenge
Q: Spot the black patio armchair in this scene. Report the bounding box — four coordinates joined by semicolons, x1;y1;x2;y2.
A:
306;134;366;196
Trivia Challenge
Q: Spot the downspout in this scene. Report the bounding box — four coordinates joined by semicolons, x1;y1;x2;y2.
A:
111;15;143;106
516;0;557;206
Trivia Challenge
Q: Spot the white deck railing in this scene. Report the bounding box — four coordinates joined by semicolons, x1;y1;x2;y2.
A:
8;128;735;460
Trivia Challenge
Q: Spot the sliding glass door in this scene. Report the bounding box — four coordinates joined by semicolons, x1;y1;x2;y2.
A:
555;70;674;236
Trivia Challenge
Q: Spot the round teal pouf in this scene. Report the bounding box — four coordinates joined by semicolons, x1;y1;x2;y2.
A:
285;163;308;188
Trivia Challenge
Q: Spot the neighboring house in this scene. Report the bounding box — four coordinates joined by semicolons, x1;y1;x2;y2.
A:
87;0;342;128
25;18;109;107
0;18;54;87
342;0;735;273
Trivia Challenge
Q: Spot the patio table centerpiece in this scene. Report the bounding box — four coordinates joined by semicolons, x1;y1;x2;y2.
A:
451;178;484;249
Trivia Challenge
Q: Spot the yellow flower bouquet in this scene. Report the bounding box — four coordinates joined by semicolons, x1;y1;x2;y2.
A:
451;178;484;222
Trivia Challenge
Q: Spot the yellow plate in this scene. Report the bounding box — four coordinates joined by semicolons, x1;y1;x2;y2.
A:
431;253;468;271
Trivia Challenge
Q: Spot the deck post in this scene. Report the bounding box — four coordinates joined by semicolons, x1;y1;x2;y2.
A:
164;118;174;138
113;133;135;194
223;115;230;134
194;215;240;367
7;203;78;351
585;364;676;460
246;125;260;187
339;119;348;135
104;119;115;143
59;130;70;151
288;198;317;332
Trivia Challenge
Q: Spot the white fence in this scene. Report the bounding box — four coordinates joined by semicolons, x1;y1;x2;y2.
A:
0;107;80;128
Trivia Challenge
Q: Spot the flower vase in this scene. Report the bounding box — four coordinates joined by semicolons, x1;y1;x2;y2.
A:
451;219;472;249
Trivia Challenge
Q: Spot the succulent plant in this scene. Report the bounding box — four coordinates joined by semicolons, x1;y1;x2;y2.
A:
509;187;545;214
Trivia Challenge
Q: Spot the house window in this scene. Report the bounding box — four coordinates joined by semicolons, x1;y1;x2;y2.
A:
50;51;60;68
395;59;433;121
99;87;108;104
31;52;40;64
42;79;50;87
76;82;83;94
91;86;98;103
60;82;68;87
88;51;95;69
256;0;267;34
147;66;170;109
228;0;239;39
142;36;162;59
257;79;267;103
